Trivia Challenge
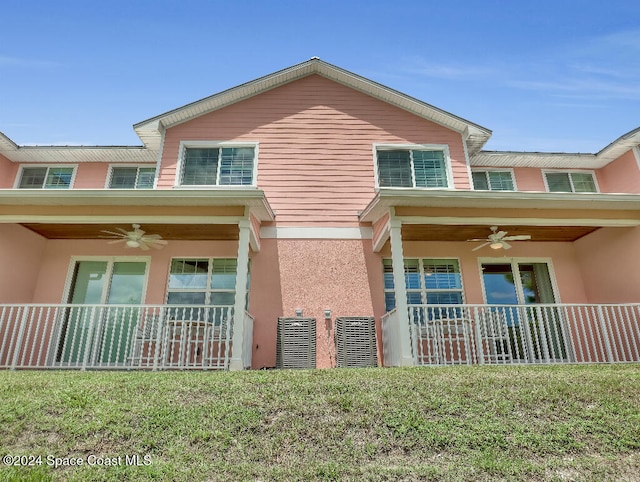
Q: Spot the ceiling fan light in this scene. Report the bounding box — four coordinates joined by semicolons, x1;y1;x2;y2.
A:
490;242;503;250
126;239;141;248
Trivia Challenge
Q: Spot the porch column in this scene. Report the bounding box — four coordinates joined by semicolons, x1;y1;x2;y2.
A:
229;219;251;370
389;218;415;366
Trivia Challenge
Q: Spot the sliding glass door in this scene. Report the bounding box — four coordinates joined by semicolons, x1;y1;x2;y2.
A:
481;261;567;362
57;259;147;365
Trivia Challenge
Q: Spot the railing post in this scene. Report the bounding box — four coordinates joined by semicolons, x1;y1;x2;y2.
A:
152;307;164;371
82;306;99;371
474;307;485;365
229;218;251;370
11;307;30;370
597;305;614;363
389;217;414;366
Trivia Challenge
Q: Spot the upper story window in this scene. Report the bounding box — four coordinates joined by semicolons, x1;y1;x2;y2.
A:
108;166;156;189
472;170;515;191
376;145;451;189
178;143;256;187
544;171;598;193
17;166;75;189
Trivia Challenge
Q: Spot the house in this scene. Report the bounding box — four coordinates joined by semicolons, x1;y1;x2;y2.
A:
1;58;639;370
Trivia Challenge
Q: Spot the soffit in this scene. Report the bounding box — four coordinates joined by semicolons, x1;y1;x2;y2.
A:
360;189;640;223
401;224;598;243
22;223;240;241
472;127;640;169
0;133;156;163
0;188;275;221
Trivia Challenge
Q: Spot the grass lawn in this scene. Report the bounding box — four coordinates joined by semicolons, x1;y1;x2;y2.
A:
0;364;639;481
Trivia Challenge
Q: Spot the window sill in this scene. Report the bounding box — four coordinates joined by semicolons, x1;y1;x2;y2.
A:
173;185;258;190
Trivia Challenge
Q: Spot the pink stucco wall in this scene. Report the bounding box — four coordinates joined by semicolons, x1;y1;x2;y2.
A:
575;226;640;302
596;149;640;194
248;239;379;368
0;224;47;303
159;74;472;226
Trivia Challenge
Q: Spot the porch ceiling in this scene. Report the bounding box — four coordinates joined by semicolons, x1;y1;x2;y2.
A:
21;223;240;241
401;224;599;242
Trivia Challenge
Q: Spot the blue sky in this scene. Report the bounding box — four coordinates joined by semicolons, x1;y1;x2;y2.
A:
1;0;639;152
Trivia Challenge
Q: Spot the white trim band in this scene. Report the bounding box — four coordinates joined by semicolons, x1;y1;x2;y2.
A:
260;226;373;239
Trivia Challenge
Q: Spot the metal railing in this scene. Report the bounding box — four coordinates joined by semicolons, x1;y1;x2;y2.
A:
0;304;245;370
405;304;640;366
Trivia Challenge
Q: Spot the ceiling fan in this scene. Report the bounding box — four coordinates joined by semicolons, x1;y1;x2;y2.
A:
100;224;168;251
467;226;531;251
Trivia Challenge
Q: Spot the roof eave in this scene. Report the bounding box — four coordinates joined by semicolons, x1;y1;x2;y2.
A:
0;188;275;222
473;126;640;169
133;58;493;152
359;189;640;223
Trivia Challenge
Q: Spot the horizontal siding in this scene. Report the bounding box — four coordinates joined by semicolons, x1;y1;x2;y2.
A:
0;154;18;188
160;75;470;226
372;213;390;247
597;150;640;194
74;163;110;189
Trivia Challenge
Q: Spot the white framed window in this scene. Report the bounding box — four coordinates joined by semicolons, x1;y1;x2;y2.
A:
375;144;452;189
543;171;598;193
165;257;252;321
108;166;156;189
176;142;257;187
167;258;238;306
17;165;76;189
383;258;464;312
472;169;516;191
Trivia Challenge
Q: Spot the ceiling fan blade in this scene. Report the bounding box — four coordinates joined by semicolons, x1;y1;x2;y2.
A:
106;238;127;244
501;241;512;250
467;238;489;242
494;231;508;239
142;234;163;240
100;230;127;237
472;242;491;251
137;242;151;251
147;239;168;249
502;235;531;241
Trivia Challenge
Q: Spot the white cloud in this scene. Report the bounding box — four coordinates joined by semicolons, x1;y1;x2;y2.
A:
398;56;497;80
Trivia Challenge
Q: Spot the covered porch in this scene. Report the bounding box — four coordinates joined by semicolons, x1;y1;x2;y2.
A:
0;189;274;370
362;189;640;367
0;303;254;370
382;303;640;366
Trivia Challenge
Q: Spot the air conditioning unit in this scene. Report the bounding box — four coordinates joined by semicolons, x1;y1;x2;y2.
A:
276;317;316;369
334;317;377;368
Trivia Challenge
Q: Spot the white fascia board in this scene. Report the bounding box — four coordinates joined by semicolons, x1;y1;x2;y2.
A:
396;216;640;227
0;215;246;224
359;189;640;222
0;188;275;220
133;58;492;149
260;226;373;239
